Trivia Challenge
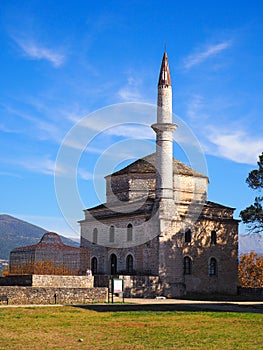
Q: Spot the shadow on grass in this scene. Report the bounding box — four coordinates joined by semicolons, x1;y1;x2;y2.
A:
72;302;263;314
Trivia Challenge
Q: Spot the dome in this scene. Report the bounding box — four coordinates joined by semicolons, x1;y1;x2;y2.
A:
39;232;63;246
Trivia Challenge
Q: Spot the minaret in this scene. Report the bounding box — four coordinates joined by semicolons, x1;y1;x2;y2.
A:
152;53;181;298
152;52;177;206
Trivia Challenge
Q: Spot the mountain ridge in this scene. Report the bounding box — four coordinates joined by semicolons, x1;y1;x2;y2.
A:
239;232;263;256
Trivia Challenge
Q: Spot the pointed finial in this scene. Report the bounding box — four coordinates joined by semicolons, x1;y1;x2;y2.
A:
158;51;171;87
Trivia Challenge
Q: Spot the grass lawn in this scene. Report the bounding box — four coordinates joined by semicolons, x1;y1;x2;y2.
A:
0;306;262;349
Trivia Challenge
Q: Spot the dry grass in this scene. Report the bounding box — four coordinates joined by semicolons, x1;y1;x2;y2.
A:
0;306;262;349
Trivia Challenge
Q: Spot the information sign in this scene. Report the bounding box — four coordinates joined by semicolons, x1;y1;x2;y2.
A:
113;278;123;293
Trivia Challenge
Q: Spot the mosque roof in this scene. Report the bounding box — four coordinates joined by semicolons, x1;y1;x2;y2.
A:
108;153;208;179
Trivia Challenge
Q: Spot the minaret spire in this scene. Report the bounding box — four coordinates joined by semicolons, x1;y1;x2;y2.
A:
152;51;177;202
158;52;171;87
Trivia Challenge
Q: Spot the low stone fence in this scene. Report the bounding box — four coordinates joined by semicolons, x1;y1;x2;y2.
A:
0;286;107;305
0;275;94;288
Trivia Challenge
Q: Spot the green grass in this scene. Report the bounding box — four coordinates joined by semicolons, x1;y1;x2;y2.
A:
0;306;262;349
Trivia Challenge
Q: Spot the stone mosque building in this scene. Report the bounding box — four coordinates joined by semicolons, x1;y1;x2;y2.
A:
80;52;238;298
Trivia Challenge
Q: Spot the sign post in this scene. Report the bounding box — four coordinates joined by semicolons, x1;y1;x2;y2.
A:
111;278;124;303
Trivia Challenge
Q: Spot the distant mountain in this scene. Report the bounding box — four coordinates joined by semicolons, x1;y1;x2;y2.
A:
239;233;263;256
0;214;79;260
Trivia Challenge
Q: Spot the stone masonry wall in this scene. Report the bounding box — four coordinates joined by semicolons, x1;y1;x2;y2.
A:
32;275;94;288
94;275;160;298
0;275;94;288
0;286;107;305
120;275;160;298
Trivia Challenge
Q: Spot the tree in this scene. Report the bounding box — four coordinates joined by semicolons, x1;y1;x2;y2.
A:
238;252;263;287
240;152;263;232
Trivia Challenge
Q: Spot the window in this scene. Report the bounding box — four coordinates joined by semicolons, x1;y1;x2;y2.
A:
211;230;217;245
127;224;133;242
109;225;115;242
184;256;192;275
110;254;117;275
209;258;217;276
92;228;98;244
126;254;134;274
185;229;192;243
91;257;98;275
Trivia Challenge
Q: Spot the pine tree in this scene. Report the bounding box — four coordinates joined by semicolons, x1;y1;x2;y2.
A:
240;152;263;232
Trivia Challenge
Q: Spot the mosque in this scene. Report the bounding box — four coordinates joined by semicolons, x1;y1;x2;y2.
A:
79;52;239;297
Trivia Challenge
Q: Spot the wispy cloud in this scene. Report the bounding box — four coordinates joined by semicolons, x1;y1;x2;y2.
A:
185;96;262;165
186;94;206;121
13;36;65;67
6;156;61;176
0;171;21;178
105;124;154;139
184;41;232;69
0;123;21;133
22;158;56;175
0;102;65;142
78;168;94;180
205;128;262;165
117;75;144;102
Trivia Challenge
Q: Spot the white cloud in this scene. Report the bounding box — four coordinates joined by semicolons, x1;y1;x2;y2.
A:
184;41;232;69
118;87;142;101
1;156;62;176
0;171;20;177
0;123;21;133
13;36;65;67
183;94;263;165
78;168;93;180
186;94;206;121
105;124;154;139
117;74;144;102
22;158;56;175
205;128;263;165
1;102;65;142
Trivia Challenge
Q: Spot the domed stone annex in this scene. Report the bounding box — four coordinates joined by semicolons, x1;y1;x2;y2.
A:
80;52;238;298
9;232;89;276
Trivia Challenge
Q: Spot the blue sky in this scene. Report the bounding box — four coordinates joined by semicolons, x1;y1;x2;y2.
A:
0;0;263;240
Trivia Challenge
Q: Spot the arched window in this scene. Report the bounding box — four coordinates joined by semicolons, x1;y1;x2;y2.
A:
185;229;192;243
127;224;133;242
209;257;217;276
183;256;192;275
126;254;134;274
109;225;115;243
110;254;117;275
92;228;98;244
211;230;217;245
91;257;98;275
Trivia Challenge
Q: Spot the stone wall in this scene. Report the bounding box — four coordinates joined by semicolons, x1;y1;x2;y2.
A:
120;275;160;298
0;286;107;305
32;275;94;288
94;275;160;298
238;287;263;300
0;275;94;288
